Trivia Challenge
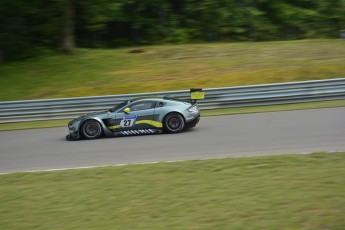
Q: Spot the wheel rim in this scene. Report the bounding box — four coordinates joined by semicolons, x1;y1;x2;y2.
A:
84;122;100;137
168;117;182;131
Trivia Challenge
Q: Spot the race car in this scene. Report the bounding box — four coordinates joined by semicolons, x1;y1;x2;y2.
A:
66;97;200;140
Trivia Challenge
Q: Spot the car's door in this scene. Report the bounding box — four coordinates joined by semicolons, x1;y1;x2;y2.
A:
115;100;156;132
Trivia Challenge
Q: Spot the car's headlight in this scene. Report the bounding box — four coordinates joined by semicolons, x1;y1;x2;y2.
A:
188;106;199;112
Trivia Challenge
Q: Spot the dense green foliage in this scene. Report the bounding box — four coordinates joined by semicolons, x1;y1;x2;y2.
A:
0;0;63;61
1;0;345;61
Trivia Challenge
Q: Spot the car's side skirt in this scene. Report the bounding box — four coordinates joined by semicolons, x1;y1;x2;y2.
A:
113;129;162;137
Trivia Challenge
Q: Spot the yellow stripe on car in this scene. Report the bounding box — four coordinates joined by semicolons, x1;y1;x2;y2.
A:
107;125;119;129
136;120;163;128
107;120;162;129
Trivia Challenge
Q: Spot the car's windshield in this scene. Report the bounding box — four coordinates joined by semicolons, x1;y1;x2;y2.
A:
109;100;131;112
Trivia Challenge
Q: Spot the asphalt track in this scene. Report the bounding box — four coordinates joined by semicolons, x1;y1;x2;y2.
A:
1;107;345;174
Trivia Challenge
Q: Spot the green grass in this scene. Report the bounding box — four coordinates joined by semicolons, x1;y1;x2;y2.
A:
1;152;344;229
1;99;344;131
1;39;345;101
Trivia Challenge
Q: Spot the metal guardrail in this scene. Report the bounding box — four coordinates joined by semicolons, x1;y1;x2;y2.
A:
1;78;345;123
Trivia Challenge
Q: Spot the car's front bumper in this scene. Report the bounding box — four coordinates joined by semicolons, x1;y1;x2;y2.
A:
66;119;82;141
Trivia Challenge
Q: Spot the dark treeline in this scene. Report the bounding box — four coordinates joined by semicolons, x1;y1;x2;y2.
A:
1;0;344;62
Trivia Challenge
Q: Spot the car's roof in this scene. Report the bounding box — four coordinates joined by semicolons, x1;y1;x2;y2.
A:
111;97;190;112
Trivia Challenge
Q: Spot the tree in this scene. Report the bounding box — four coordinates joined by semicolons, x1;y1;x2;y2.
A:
76;0;124;47
61;0;75;53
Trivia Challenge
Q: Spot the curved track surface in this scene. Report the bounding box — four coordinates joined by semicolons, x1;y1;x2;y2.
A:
1;107;345;174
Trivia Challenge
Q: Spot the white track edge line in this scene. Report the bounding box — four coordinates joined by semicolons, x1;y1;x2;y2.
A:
0;151;342;175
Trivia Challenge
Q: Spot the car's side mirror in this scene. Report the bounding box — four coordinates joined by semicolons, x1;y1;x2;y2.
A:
123;107;131;113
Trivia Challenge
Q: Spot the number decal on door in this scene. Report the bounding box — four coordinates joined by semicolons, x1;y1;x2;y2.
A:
119;115;137;128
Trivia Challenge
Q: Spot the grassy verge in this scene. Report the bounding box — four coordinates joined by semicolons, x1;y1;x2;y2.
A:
1;152;344;229
1;99;344;131
1;39;345;101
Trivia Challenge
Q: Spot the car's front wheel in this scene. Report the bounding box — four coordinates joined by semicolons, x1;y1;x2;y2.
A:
80;120;102;139
163;113;185;133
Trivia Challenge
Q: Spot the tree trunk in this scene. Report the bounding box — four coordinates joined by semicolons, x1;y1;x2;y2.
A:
61;0;75;53
0;44;4;63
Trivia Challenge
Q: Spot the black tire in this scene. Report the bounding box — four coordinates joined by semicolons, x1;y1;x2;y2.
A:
163;113;185;133
80;120;102;139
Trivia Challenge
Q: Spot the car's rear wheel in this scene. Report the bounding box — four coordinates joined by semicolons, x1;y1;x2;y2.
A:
163;113;185;133
80;120;102;139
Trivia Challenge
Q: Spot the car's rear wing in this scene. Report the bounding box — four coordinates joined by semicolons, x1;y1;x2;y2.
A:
190;88;205;104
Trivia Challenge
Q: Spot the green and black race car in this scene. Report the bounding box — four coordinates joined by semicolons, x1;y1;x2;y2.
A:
66;97;200;140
